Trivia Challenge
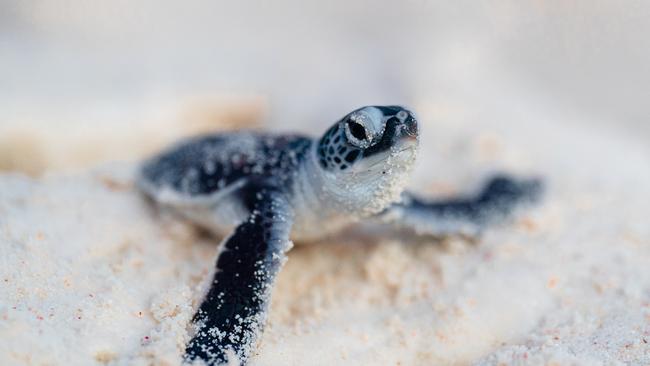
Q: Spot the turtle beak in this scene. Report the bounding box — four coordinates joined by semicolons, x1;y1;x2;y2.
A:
397;114;419;143
360;108;419;159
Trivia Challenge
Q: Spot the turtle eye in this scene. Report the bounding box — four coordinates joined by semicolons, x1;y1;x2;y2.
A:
347;120;368;142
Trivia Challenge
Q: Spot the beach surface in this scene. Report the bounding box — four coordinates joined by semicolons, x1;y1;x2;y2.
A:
2;2;650;364
1;106;649;365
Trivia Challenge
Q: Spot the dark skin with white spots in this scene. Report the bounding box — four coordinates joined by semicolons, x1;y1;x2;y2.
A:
139;105;543;365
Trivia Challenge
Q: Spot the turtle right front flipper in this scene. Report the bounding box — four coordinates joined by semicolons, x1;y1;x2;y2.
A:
376;175;543;238
184;183;294;365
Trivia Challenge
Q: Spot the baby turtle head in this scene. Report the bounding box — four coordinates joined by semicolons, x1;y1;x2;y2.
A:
315;106;419;216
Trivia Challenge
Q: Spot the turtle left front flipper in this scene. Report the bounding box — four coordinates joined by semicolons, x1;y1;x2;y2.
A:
184;182;294;365
376;175;543;238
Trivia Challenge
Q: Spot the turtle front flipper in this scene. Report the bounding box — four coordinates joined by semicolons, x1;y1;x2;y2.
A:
185;182;294;365
376;175;543;238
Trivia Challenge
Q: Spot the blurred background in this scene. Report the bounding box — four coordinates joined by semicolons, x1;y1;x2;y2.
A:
1;0;649;175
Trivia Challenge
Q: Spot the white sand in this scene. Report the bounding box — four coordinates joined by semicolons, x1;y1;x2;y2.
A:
1;108;649;365
2;2;650;364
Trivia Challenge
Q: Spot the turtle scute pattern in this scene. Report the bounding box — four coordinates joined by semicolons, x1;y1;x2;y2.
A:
140;132;313;197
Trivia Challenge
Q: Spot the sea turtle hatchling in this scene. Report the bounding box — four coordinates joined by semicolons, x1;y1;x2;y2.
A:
138;105;542;365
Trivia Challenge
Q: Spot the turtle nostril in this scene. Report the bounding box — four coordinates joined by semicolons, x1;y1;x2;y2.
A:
403;119;418;137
